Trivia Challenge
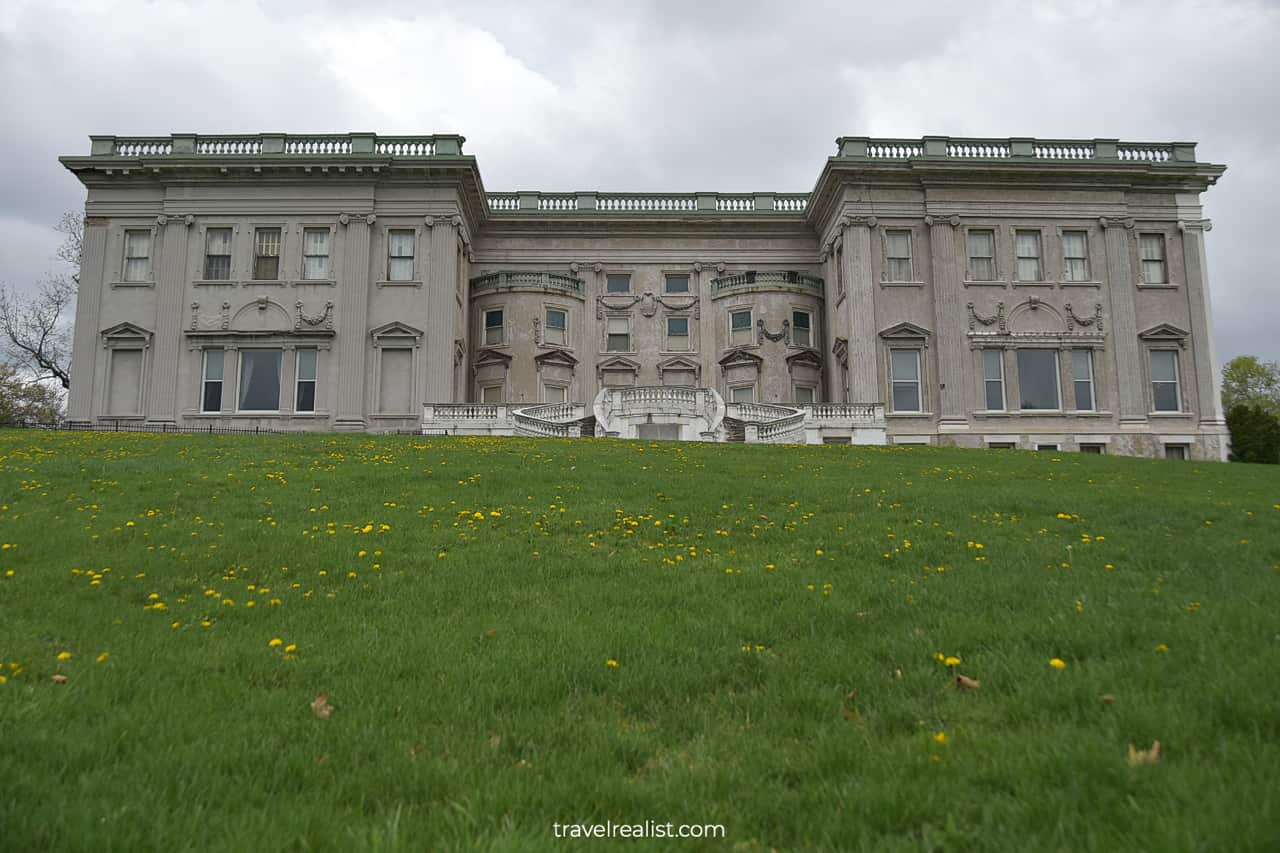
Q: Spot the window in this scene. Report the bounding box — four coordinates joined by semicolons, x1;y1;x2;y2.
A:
885;230;913;281
1072;350;1095;411
730;310;753;347
666;316;690;351
983;350;1006;410
107;349;143;415
987;442;1016;450
792;311;812;347
237;350;282;411
1036;443;1060;452
1016;349;1060;410
378;348;412;413
606;274;631;293
544;309;567;346
967;230;995;281
606;316;630;352
835;246;844;296
253;228;281;280
665;274;689;294
201;350;224;413
481;385;503;403
794;385;815;404
1015;230;1043;281
387;230;415;281
1062;231;1089;281
123;230;151;282
295;349;317;412
1164;444;1188;461
1151;350;1181;412
302;228;331;280
543;385;567;404
1079;443;1104;454
204;228;232;280
823;436;852;445
890;350;921;412
1140;234;1167;284
484;309;505;346
730;385;755;403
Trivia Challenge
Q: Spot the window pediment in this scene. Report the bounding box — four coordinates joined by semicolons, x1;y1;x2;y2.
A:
878;322;932;343
370;321;423;341
1138;323;1190;343
534;348;579;368
718;348;763;369
473;348;513;368
785;349;823;369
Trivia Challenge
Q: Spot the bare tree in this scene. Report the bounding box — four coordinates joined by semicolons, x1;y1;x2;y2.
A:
0;213;81;389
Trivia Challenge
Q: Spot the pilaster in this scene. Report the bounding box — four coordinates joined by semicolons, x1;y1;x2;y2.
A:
843;217;878;404
928;215;967;427
1180;221;1225;425
334;216;372;429
147;218;191;424
67;219;108;423
695;262;717;391
424;216;459;403
1101;218;1146;424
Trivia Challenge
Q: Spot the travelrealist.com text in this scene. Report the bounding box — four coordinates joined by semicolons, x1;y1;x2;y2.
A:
552;821;726;840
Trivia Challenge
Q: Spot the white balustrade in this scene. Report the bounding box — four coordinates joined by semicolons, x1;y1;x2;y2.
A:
1034;143;1093;160
1117;145;1172;162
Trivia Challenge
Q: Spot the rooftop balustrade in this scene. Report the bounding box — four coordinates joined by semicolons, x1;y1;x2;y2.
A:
835;135;1198;164
86;133;466;158
711;270;824;295
469;271;585;296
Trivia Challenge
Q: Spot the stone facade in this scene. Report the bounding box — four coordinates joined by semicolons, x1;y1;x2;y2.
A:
60;133;1228;458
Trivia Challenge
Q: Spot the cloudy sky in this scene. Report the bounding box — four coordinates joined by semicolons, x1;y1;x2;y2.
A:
2;0;1277;361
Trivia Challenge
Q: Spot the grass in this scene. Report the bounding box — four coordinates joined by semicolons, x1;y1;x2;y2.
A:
0;430;1277;852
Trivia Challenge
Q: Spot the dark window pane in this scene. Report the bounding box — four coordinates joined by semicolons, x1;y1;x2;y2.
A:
238;350;281;411
296;382;316;412
202;381;222;413
606;275;630;293
892;382;920;412
1153;383;1179;411
254;255;279;280
665;275;689;293
1017;349;1060;410
986;381;1004;411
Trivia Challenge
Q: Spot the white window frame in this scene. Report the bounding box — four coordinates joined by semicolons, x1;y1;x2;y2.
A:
982;349;1006;411
665;315;691;352
1071;349;1096;411
605;315;631;353
235;348;283;413
889;348;922;413
729;309;754;347
203;226;234;281
483;308;506;347
1139;233;1169;285
791;310;813;348
1150;349;1182;412
1015;348;1062;411
386;228;417;282
121;228;153;283
884;229;914;282
294;348;317;413
300;226;333;281
966;228;996;281
201;349;225;414
1014;229;1043;282
252;226;283;281
544;306;568;347
1061;230;1090;282
729;384;756;404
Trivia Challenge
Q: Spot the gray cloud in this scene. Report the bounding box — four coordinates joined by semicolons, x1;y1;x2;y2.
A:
1;0;1276;362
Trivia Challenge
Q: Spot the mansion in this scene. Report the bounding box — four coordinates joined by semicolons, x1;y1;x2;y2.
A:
61;132;1227;458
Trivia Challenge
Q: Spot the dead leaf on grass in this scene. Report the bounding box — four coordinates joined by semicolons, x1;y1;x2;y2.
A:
839;690;859;721
1127;740;1161;767
50;674;67;684
955;674;981;690
311;691;334;719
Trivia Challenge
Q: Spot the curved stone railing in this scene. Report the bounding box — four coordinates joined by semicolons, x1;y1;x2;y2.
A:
726;402;806;444
469;271;585;296
594;386;724;439
510;403;590;438
710;270;824;295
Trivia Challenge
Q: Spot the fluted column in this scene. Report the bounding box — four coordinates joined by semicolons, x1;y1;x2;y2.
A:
424;216;459;403
1180;221;1224;425
147;217;191;424
695;261;717;389
843;217;878;403
928;215;967;428
67;219;108;423
334;215;372;429
1102;218;1145;423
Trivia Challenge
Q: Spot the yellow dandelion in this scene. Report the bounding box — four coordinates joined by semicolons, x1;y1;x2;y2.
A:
1049;657;1067;669
606;659;619;668
284;644;297;654
933;732;948;744
95;652;109;663
269;638;283;647
1155;643;1169;653
56;651;72;661
171;621;181;630
944;656;961;667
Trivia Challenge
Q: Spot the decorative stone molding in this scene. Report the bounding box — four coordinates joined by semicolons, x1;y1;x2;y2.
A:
716;263;726;274
100;321;153;349
156;214;195;227
693;262;703;273
924;215;961;228
190;300;231;331
1138;323;1190;349
845;215;877;229
295;300;334;331
831;337;849;368
1098;216;1135;230
967;301;1006;332
423;215;435;227
1065;302;1104;332
596;290;699;320
593;263;603;273
569;263;579;273
756;317;790;344
338;213;350;226
365;214;377;226
532;316;541;345
454;339;465;366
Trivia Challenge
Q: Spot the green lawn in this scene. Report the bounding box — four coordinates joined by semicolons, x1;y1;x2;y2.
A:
0;430;1277;852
